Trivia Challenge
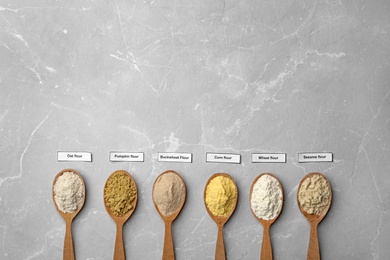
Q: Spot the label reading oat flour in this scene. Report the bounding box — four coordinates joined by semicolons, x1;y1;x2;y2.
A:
109;152;144;162
298;152;333;163
206;153;241;164
252;153;286;163
57;152;92;162
158;152;192;163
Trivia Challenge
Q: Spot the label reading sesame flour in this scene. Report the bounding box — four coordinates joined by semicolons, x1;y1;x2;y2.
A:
298;152;333;163
252;153;286;163
158;152;192;163
206;153;241;164
57;152;92;162
109;152;144;162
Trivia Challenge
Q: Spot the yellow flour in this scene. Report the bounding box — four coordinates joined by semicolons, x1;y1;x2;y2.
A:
205;175;237;217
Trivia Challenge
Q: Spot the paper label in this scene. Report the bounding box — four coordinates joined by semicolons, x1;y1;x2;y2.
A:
57;152;92;162
206;153;241;164
158;152;192;163
298;152;333;163
109;152;144;162
252;153;286;163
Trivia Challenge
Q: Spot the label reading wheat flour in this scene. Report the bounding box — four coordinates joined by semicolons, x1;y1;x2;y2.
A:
206;153;241;164
57;152;92;162
252;153;286;163
158;152;192;163
298;152;333;163
109;152;144;162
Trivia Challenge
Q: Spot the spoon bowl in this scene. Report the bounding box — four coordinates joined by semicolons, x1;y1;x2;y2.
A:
297;172;332;260
52;168;86;260
152;170;187;222
250;173;284;260
204;173;238;260
152;170;186;260
104;170;138;260
298;172;332;222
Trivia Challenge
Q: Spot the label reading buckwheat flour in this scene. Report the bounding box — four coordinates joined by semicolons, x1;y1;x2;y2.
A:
158;152;192;163
57;152;92;162
109;152;144;162
298;152;333;163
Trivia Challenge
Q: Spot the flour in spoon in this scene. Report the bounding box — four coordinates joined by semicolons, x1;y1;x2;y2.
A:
251;174;283;220
298;174;330;215
54;171;84;213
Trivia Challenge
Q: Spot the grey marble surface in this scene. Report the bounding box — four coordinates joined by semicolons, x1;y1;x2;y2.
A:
1;0;389;259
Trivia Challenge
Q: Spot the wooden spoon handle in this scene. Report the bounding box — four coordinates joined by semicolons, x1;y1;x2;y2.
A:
215;224;226;260
63;219;75;260
114;223;125;260
260;224;272;260
162;220;175;260
307;222;320;260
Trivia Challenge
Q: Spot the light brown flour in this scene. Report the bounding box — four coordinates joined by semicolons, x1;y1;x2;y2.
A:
153;171;185;216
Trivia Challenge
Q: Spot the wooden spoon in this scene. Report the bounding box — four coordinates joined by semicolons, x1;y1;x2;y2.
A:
204;173;238;260
297;172;332;260
52;168;86;260
152;170;186;260
104;170;138;260
249;173;284;260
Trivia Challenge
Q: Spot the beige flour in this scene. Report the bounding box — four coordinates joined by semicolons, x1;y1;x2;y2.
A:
298;174;330;215
153;171;185;216
54;171;84;213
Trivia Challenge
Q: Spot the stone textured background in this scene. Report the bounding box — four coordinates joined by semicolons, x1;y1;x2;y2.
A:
1;0;389;259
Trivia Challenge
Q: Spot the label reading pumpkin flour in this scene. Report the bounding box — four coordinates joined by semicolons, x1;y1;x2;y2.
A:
252;153;286;163
158;152;192;163
109;152;144;162
57;152;92;162
206;153;241;164
298;152;333;163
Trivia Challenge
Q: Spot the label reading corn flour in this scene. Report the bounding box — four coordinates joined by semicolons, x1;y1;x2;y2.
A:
57;152;92;162
158;152;192;163
206;153;241;164
109;152;144;162
298;152;333;163
252;153;286;163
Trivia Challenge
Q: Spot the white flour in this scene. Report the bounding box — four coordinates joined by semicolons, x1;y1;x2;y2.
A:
54;171;84;213
251;174;283;220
